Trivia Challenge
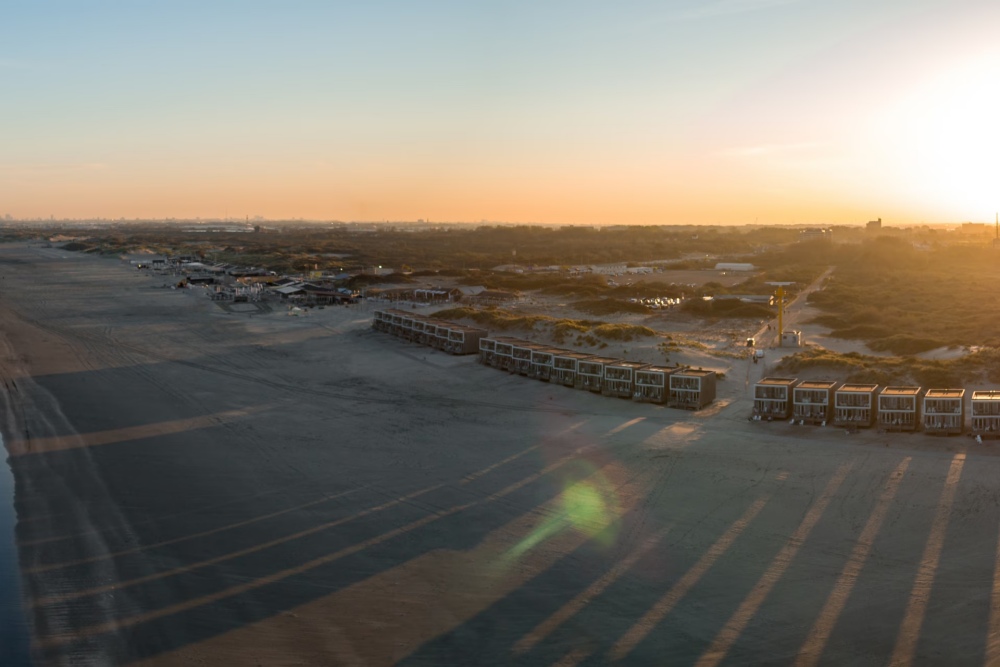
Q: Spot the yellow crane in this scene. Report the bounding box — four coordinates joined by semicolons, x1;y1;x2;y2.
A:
766;282;794;343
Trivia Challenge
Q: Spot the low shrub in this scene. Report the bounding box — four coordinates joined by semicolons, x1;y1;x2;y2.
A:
592;323;657;342
571;298;650;316
867;334;946;356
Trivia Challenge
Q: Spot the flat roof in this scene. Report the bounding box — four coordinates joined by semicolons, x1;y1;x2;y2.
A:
973;390;1000;400
552;351;594;360
925;388;965;398
757;377;798;386
607;361;649;369
674;369;716;378
638;365;676;374
880;386;922;396
838;383;879;392
797;381;839;390
578;357;620;365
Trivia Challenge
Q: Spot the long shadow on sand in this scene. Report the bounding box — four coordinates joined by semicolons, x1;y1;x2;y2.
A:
10;350;675;664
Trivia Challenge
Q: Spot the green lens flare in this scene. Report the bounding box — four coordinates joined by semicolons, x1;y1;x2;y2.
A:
561;481;612;536
503;472;621;566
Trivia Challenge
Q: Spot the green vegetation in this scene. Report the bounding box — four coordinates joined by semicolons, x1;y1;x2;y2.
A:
591;323;657;341
571;298;650;316
807;237;1000;352
777;346;1000;386
55;224;811;274
681;299;774;319
433;307;660;344
866;335;946;356
431;307;595;333
552;320;591;344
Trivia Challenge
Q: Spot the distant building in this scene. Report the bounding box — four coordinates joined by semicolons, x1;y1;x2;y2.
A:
866;218;882;231
412;287;462;303
780;330;801;347
714;262;756;272
799;228;832;242
589;263;628;275
456;285;487;298
122;253;167;268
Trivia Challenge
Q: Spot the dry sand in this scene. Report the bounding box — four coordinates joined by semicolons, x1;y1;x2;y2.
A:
2;243;1000;665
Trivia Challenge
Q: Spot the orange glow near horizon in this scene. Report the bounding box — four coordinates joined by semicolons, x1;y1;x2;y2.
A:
4;3;1000;225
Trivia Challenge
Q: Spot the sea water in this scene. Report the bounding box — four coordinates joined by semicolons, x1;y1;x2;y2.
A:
0;433;31;665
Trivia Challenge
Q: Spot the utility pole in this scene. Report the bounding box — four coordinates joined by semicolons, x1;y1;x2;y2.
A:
776;286;785;341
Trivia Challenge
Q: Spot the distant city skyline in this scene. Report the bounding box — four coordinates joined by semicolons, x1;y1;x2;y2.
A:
3;1;999;224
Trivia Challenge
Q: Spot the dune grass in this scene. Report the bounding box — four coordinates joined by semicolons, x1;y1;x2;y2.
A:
777;346;1000;387
433;307;660;344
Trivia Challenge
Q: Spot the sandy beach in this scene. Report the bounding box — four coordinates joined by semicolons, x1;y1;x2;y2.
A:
4;242;1000;665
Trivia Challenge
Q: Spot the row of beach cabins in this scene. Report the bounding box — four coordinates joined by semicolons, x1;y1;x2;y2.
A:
372;308;717;409
755;377;1000;436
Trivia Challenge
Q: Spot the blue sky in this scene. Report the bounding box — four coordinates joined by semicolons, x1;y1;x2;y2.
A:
3;1;998;223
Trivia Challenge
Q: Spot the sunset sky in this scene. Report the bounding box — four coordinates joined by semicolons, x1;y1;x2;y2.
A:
3;0;999;225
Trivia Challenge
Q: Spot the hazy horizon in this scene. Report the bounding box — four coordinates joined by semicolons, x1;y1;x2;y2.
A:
4;1;999;224
9;217;997;230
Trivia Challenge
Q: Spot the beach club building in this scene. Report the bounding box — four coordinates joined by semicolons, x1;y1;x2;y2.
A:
491;337;524;372
834;383;879;428
602;360;649;399
551;351;594;387
444;325;487;356
478;336;496;365
753;377;800;419
923;388;966;435
529;347;563;381
669;369;717;410
792;380;840;424
972;390;1000;437
877;386;924;432
577;357;617;393
511;341;544;376
634;366;678;404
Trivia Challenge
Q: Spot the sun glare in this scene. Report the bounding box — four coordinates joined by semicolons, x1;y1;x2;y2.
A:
888;53;1000;217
